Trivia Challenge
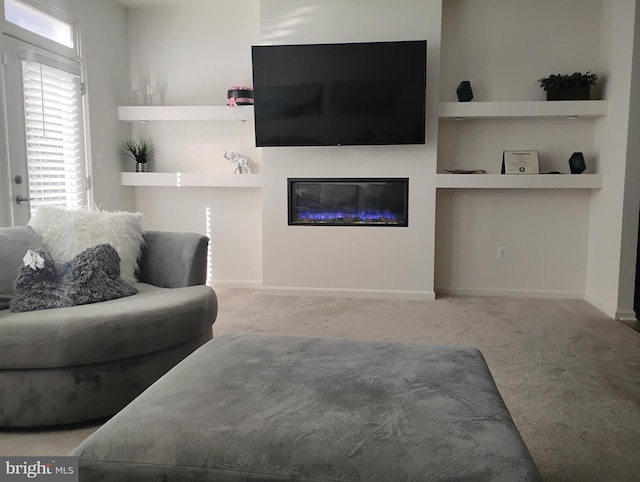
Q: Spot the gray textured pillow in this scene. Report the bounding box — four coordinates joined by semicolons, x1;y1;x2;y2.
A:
0;226;44;310
10;244;137;313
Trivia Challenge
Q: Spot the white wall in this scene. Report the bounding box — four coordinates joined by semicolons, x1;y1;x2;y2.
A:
125;1;263;286
619;2;640;317
119;0;639;315
435;189;590;298
126;3;256;107
440;0;602;103
435;0;604;299
77;0;134;212
259;0;439;299
587;1;637;318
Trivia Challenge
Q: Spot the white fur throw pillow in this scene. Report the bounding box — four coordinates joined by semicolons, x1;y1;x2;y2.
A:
28;206;144;285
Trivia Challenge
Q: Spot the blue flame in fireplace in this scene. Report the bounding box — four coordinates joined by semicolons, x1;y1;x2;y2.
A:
296;209;400;224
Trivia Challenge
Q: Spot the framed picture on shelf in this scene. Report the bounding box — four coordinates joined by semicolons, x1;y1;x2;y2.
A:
501;150;539;174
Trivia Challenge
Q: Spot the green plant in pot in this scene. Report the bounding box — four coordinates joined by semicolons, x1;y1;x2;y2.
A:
120;139;157;172
538;71;598;101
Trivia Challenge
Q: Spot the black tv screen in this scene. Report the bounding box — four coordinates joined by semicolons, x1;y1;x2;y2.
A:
251;40;427;147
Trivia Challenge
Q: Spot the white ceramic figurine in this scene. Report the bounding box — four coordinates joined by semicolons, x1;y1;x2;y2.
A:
224;151;251;174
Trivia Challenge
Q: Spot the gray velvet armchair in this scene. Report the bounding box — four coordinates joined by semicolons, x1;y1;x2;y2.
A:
0;227;217;427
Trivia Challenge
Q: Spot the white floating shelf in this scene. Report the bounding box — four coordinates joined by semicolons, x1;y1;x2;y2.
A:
121;172;262;188
438;101;608;120
117;105;254;122
435;173;603;189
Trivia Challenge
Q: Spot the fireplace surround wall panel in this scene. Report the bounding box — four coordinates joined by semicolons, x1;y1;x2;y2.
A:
288;178;409;227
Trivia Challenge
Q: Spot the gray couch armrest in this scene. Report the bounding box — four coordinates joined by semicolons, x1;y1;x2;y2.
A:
138;231;209;288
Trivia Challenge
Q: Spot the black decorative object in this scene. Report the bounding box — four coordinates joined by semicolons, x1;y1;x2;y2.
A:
546;85;590;101
456;81;473;102
568;152;586;174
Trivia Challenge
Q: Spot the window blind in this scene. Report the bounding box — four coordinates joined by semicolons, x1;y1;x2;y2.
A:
20;55;86;215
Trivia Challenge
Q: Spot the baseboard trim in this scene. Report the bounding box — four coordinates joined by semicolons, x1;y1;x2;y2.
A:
614;309;637;322
584;294;618;319
211;280;263;289
209;282;631;319
261;286;436;301
435;287;584;299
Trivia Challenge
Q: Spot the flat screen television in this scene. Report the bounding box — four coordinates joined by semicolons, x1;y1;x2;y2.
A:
251;40;427;147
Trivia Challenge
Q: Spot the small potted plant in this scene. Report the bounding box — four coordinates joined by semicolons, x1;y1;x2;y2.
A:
120;139;157;172
538;71;598;101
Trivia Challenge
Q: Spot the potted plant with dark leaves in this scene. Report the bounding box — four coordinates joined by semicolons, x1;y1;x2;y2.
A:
120;139;157;172
538;71;598;101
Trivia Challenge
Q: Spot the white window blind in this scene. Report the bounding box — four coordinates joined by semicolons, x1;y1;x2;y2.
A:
20;52;86;216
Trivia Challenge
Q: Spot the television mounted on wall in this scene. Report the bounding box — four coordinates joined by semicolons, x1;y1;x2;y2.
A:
251;40;427;147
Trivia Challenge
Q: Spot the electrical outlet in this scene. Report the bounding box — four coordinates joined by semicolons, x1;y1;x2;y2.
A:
497;246;507;260
95;154;104;169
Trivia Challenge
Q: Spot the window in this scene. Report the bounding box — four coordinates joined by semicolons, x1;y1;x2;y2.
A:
4;0;74;49
21;52;86;215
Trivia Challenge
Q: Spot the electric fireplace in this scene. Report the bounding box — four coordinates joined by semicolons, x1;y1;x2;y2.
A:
288;178;409;227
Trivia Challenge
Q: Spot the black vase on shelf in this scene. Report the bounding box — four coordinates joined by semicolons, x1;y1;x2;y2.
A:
456;81;473;102
568;152;586;174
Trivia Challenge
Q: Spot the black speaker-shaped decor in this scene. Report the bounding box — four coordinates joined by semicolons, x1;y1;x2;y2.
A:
456;81;473;102
568;152;586;174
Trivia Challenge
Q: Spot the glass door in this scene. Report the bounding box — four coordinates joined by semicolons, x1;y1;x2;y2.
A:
3;34;86;225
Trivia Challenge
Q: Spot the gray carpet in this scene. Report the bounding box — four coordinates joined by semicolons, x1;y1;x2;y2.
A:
1;290;639;481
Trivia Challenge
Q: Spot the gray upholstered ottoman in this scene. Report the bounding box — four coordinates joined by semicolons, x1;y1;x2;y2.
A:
72;334;541;481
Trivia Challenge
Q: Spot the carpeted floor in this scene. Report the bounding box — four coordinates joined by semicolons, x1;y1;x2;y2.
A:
1;290;639;481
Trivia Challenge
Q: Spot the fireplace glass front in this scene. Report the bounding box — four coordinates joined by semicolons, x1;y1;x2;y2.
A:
288;178;408;227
